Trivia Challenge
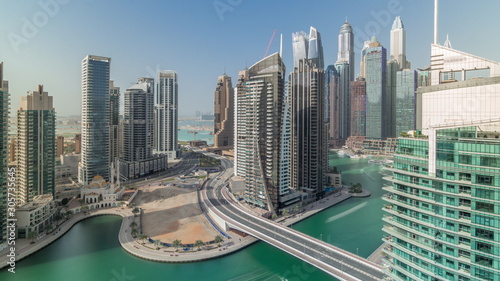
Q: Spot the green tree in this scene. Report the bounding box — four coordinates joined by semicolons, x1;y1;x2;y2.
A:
271;214;278;220
132;207;140;217
119;201;125;208
130;221;138;228
154;239;161;250
172;239;182;251
293;205;300;214
44;224;53;233
28;230;37;244
139;233;148;244
53;213;63;226
61;198;69;206
282;209;289;216
81;204;89;213
131;228;138;238
214;235;224;247
194;240;204;251
349;183;363;193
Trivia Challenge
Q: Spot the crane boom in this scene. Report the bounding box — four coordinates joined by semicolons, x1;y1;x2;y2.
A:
264;29;278;58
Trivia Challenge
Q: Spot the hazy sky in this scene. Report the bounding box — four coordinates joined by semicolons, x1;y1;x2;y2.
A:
1;0;499;117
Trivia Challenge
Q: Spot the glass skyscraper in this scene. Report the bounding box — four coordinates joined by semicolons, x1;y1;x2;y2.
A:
383;126;500;281
395;70;417;135
365;37;387;139
79;55;111;184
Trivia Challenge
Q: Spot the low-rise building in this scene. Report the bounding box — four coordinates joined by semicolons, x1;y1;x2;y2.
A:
16;194;56;238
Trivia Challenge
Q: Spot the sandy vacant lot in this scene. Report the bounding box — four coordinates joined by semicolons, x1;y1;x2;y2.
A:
134;184;219;244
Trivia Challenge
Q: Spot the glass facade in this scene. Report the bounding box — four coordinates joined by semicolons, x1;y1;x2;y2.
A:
365;40;387;139
383;127;500;281
395;70;417;135
0;63;9;243
79;55;111;184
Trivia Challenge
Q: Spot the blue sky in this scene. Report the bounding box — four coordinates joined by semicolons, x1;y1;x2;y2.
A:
1;0;499;117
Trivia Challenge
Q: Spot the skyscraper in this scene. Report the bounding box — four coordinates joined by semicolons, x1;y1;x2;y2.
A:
359;40;371;78
395;70;416;135
390;16;410;70
123;78;154;162
290;58;327;201
79;55;111;184
109;80;120;162
235;53;293;214
74;133;81;154
154;70;178;160
338;21;355;82
307;26;324;69
325;65;341;147
0;62;9;243
350;77;366;136
56;135;64;157
213;74;234;148
386;59;399;139
16;85;56;205
365;37;388;139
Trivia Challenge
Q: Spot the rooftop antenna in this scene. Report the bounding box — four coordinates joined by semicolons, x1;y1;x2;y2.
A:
434;0;439;45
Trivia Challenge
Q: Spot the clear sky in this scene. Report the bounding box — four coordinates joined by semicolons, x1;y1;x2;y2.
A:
1;0;499;117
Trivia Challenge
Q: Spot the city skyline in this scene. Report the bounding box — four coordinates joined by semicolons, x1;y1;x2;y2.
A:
2;1;500;118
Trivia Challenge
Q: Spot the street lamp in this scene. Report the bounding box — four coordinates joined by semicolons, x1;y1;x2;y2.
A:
320;233;322;241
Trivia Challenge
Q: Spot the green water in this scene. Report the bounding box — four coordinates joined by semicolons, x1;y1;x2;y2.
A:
1;153;387;281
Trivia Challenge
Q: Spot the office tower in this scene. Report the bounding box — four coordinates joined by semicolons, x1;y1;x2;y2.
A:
74;133;81;154
79;55;111;184
307;26;324;69
56;135;64;157
350;78;366;136
359;40;371;78
338;21;355;82
154;70;178;160
292;31;308;69
123;78;154;162
0;62;9;243
292;27;324;70
395;70;416;135
390;16;410;70
235;53;293;214
16;85;56;205
325;65;340;147
365;37;387;139
109;80;120;162
383;125;500;281
213;74;234;148
290;58;327;201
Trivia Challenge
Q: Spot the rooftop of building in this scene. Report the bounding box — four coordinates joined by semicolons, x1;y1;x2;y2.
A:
17;194;54;211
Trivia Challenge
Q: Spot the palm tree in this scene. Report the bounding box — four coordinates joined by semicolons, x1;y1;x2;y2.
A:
119;201;125;208
172;239;182;251
139;233;148;244
53;213;63;226
131;228;138;238
28;231;37;244
271;214;278;220
65;210;72;219
214;235;223;247
44;224;54;233
282;209;289;217
154;239;161;250
130;221;137;228
194;240;204;251
132;207;140;217
293;205;300;214
81;204;89;214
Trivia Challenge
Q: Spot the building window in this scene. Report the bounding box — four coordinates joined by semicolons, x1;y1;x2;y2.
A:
480;156;499;168
475;188;494;200
475;202;494;213
474;268;494;281
459;154;472;164
475;228;494;240
475;255;493;267
476;175;494;186
459;186;471;195
476;242;493;254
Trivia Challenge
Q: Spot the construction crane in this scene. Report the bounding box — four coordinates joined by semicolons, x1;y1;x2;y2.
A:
264;29;278;58
188;131;198;142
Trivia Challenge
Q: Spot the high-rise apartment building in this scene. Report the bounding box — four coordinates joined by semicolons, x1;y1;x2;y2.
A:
79;55;111;184
292;27;324;69
390;16;410;70
395;70;417;135
338;21;355;82
154;70;178;160
386;59;399;139
365;37;388;139
123;78;154;162
350;77;366;136
290;58;327;202
109;80;120;162
213;75;234;148
235;53;294;214
16;85;55;205
325;65;341;147
0;62;9;243
383;126;500;281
